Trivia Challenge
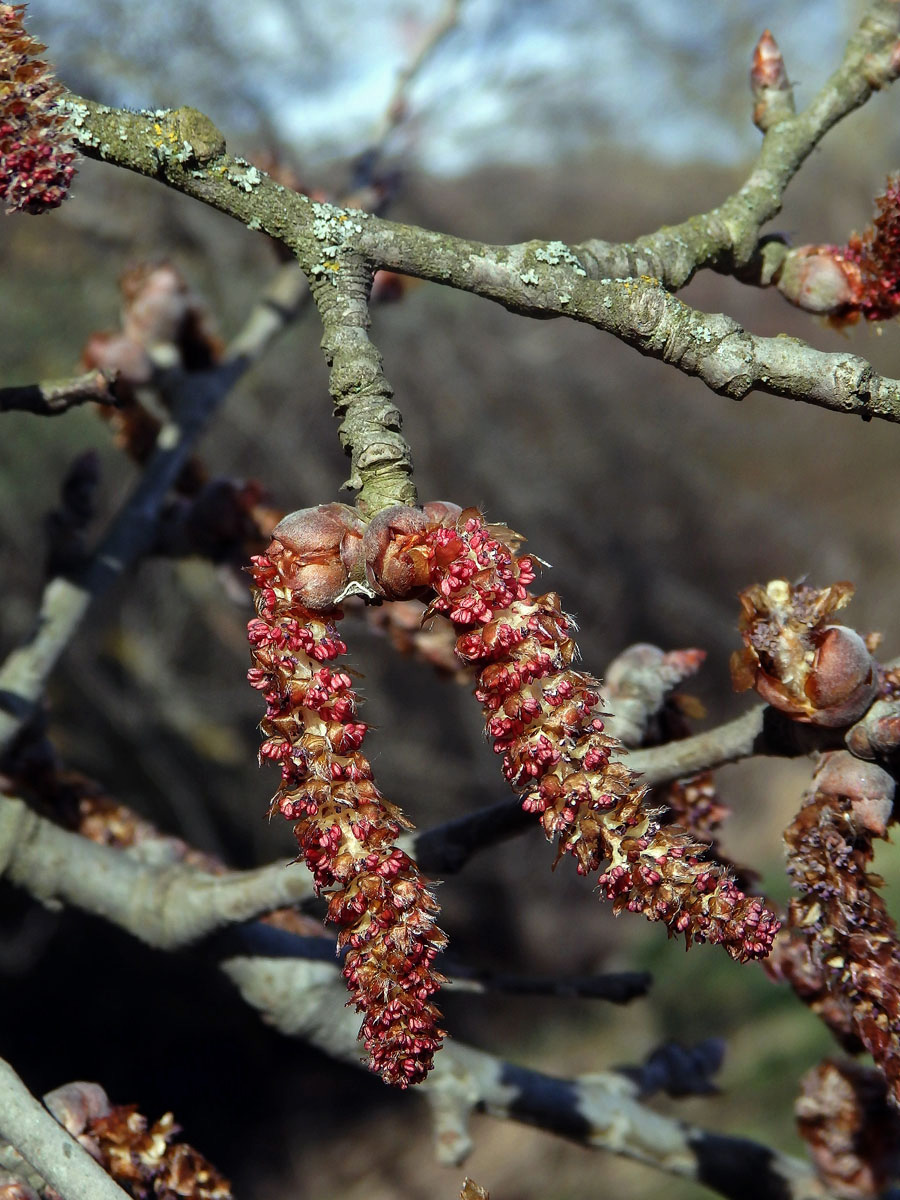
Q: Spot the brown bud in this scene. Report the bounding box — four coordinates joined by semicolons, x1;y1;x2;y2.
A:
846;698;900;760
804;627;878;727
363;505;430;599
269;503;363;608
732;579;874;727
813;751;895;837
422;500;463;527
81;331;154;387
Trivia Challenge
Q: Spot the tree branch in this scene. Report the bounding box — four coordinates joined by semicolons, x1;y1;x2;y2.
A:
367;0;464;156
58;0;900;431
0;1059;129;1200
0;794;314;950
308;257;417;514
221;955;833;1199
408;702;852;877
0;793;834;1197
573;0;900;284
0;260;308;757
0;369;117;417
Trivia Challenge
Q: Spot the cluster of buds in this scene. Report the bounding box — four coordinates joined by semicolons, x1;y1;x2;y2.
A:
782;753;900;1108
774;174;900;323
247;504;446;1087
44;1081;231;1200
0;3;76;213
373;505;779;962
730;579;878;727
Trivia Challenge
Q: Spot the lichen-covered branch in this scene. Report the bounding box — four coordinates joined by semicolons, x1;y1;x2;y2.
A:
59;13;900;432
0;368;117;416
573;0;900;284
308;261;416;514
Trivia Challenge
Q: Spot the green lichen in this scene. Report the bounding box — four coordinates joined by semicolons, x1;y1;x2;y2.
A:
535;240;587;276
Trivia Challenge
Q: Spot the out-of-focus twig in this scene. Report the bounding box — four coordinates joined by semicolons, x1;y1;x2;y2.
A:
368;0;464;154
0;368;118;416
0;260;309;759
222;955;834;1198
443;964;651;1004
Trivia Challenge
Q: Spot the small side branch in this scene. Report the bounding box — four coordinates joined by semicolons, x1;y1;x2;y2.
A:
0;369;118;416
368;0;464;153
574;0;900;283
0;1059;130;1200
308;258;416;514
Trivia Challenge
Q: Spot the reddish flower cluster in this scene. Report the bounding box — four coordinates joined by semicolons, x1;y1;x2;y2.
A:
395;507;779;962
44;1082;230;1200
0;3;76;213
796;1059;900;1199
841;174;900;322
87;1107;231;1200
247;528;445;1087
781;753;900;1108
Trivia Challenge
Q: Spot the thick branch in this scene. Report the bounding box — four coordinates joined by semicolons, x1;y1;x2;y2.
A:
0;1059;129;1200
0;794;313;949
0;368;117;416
61;50;900;429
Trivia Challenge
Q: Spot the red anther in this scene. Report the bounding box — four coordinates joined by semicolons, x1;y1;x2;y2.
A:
582;748;608;770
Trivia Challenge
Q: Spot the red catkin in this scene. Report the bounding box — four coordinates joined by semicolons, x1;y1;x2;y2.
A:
385;507;779;963
0;3;77;214
247;544;445;1087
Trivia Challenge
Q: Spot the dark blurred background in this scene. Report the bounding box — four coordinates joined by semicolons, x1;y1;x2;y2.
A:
2;2;900;1197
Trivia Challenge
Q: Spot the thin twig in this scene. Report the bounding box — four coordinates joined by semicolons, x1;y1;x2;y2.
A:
443;964;651;1004
0;261;309;758
408;703;846;876
368;0;464;154
0;368;118;416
